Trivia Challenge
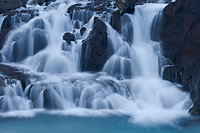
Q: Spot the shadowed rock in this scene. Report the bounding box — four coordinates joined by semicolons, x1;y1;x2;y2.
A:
161;0;200;114
81;17;108;72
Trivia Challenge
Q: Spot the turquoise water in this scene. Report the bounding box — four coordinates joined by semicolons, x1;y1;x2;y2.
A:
0;112;200;133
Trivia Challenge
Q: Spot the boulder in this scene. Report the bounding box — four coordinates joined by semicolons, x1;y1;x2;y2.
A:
63;32;75;44
80;27;86;36
81;17;108;72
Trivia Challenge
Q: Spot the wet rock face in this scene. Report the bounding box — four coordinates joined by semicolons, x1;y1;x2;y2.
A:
0;63;32;90
161;0;200;114
0;0;28;14
33;0;56;5
81;17;108;72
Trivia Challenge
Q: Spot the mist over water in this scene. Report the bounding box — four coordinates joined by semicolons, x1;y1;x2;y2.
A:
0;0;192;126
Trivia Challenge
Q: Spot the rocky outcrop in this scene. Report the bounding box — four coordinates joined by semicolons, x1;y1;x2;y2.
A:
0;0;28;14
161;0;200;114
34;0;56;5
81;17;108;72
0;63;34;90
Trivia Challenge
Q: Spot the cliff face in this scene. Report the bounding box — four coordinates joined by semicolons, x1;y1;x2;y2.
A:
161;0;200;114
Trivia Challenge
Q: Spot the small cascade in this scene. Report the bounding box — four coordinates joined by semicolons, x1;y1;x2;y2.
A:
0;15;6;30
2;18;48;62
120;14;134;43
151;10;163;41
0;80;31;111
10;12;33;28
72;9;93;29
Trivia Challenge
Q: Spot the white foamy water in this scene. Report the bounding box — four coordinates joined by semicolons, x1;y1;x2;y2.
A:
0;1;192;125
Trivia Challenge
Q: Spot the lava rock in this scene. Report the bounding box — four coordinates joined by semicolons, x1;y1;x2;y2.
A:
63;32;75;44
81;17;108;72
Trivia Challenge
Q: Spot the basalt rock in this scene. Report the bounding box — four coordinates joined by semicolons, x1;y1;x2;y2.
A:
81;17;108;72
161;0;200;114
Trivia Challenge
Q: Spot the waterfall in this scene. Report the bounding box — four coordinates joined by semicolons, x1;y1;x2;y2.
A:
0;0;191;125
0;15;6;30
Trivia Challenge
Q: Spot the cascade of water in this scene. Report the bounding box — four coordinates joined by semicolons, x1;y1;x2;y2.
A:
0;1;191;125
0;15;6;30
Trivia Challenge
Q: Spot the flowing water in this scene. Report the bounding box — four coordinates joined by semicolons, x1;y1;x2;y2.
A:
0;0;197;132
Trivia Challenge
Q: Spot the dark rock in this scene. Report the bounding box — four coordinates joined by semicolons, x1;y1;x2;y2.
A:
63;32;75;44
0;52;3;62
34;0;56;6
0;0;27;14
93;0;107;5
189;96;200;115
162;65;183;84
161;0;200;114
110;12;121;32
0;63;31;90
81;17;108;72
80;27;87;36
114;0;140;15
